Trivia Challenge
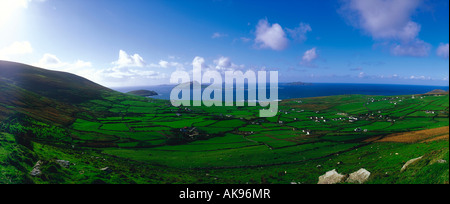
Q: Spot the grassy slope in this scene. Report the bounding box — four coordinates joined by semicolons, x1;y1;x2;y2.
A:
0;61;110;104
0;80;76;125
36;93;450;184
0;60;120;125
2;131;447;184
1;61;448;184
1;132;221;184
0;132;36;184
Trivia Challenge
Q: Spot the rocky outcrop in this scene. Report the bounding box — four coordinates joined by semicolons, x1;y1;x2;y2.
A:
318;169;346;184
101;167;113;174
401;156;423;172
318;168;372;184
30;160;71;177
56;160;70;168
436;159;447;164
30;161;43;177
346;168;371;184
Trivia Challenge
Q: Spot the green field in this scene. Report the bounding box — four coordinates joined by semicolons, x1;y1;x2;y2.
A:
1;89;449;184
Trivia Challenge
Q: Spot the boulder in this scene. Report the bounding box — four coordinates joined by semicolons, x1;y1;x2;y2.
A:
318;169;346;184
401;156;423;172
436;159;447;164
56;160;70;168
101;167;113;174
346;168;371;184
30;161;43;177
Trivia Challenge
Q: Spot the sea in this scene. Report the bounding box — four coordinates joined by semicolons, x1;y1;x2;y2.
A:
112;83;449;101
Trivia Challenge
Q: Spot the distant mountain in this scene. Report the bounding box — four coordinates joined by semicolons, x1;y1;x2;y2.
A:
0;61;111;104
0;61;115;125
127;90;158;97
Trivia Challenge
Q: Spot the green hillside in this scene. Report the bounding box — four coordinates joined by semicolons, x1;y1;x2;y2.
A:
0;61;118;125
0;61;111;104
1;61;448;184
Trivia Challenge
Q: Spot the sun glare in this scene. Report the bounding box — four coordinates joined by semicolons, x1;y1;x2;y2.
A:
0;0;29;27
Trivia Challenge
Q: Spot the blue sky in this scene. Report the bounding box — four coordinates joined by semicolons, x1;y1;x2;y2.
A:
0;0;448;87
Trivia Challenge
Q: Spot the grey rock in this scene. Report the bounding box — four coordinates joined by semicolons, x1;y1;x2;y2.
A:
436;159;447;164
346;168;371;184
401;156;423;172
56;160;70;168
101;167;113;174
30;161;43;177
318;169;346;184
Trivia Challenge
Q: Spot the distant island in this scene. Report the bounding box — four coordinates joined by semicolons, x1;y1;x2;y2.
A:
127;90;158;97
178;81;211;89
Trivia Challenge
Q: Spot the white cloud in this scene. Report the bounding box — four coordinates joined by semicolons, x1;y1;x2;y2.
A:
286;23;312;43
340;0;430;57
301;47;318;67
73;60;93;68
437;43;449;59
213;56;245;71
358;72;366;78
158;60;170;68
112;50;146;68
112;50;185;70
97;67;166;80
255;19;289;51
390;39;431;57
214;56;231;69
93;50;171;86
35;52;167;87
156;60;183;69
29;49;175;87
192;56;208;70
37;53;62;67
35;53;92;71
395;21;421;42
409;75;431;80
212;32;228;39
34;53;102;84
0;41;33;60
341;0;421;40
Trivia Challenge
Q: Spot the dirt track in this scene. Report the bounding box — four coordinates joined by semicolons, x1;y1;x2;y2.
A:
373;126;449;143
